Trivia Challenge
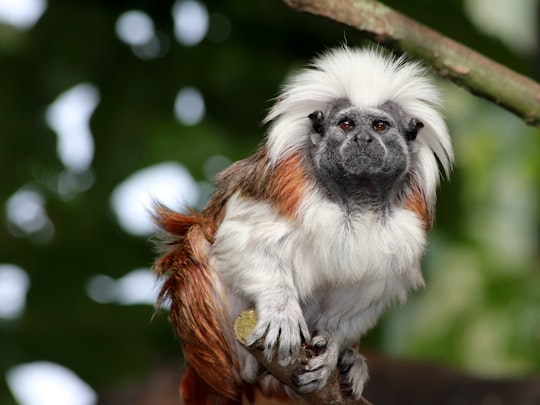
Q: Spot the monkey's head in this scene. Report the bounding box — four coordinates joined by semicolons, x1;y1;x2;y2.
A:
307;101;425;206
264;47;453;216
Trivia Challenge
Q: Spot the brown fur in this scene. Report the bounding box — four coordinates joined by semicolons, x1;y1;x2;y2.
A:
154;209;242;402
209;147;309;220
404;181;432;231
154;146;308;404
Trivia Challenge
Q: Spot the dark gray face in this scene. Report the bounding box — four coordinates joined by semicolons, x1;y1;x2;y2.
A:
307;100;423;208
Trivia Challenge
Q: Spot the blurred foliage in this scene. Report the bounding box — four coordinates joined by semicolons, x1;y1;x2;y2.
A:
0;0;539;404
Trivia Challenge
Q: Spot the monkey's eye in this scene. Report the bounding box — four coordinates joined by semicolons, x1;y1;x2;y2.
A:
372;120;389;132
339;119;355;132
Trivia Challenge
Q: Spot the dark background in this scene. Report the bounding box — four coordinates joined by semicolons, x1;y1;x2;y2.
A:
0;0;539;403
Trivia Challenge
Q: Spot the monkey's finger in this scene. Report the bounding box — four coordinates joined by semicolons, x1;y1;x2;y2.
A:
299;319;311;343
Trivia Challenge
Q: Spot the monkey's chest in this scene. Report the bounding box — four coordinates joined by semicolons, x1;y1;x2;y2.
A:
291;205;426;296
214;195;426;333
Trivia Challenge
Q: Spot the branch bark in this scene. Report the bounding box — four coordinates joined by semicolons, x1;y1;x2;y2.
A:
234;309;373;405
283;0;540;128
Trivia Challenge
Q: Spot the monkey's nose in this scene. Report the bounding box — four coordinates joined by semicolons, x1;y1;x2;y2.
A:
353;132;373;145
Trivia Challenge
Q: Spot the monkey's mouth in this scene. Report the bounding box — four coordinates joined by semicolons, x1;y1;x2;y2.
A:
340;144;386;176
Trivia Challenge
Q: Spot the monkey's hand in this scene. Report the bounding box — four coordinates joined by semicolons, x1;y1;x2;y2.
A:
290;333;340;395
247;300;310;365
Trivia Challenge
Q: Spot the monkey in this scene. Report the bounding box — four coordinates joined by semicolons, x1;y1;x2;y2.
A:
153;46;453;404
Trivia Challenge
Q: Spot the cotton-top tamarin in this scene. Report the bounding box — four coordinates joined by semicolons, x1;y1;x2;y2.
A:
154;47;453;404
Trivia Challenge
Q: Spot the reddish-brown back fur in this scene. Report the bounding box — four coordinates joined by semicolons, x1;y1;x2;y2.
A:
268;151;308;220
210;147;309;220
154;208;242;403
180;366;248;405
153;147;309;404
404;181;432;231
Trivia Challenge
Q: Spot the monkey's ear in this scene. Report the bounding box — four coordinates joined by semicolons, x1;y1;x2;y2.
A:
405;118;424;141
308;110;324;134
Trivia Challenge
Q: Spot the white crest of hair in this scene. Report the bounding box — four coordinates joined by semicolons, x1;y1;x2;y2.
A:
264;46;454;183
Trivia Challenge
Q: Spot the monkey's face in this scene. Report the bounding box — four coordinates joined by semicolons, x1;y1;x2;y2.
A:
308;101;423;205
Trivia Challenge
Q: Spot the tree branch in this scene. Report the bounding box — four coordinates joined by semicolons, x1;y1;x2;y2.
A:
283;0;540;128
234;309;373;405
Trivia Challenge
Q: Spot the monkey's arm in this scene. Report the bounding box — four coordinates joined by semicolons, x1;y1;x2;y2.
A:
213;194;310;363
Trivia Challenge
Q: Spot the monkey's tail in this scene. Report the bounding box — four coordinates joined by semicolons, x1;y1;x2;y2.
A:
153;206;245;403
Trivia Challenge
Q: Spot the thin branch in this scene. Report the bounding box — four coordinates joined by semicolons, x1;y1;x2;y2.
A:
234;309;373;405
283;0;540;128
